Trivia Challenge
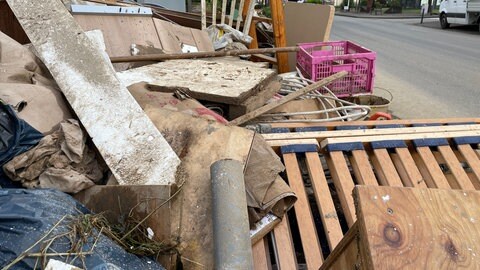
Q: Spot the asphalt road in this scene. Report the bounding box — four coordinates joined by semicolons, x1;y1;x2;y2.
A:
330;16;480;119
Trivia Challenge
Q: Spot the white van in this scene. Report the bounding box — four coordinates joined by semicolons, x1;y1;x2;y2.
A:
439;0;480;30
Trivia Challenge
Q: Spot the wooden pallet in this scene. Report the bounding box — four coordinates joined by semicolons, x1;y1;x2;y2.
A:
253;118;480;269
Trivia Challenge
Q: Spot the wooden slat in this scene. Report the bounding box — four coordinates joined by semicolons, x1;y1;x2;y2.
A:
457;144;480;189
370;149;403;187
243;0;256;35
201;0;206;29
236;0;246;30
391;148;427;188
413;147;451;189
263;124;480;141
267;139;319;149
325;151;356;227
349;150;378;186
319;222;360;270
220;0;228;24
320;130;480;148
211;0;217;25
283;153;323;268
228;0;236;26
269;0;289;73
269;118;480;129
438;145;475;190
272;217;297;269
252;238;271;270
305;152;344;250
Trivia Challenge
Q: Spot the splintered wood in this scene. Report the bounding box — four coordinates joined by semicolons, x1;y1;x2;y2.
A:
117;58;276;104
8;0;180;185
253;119;480;269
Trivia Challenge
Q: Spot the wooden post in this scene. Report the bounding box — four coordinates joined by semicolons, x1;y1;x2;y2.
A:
270;0;289;73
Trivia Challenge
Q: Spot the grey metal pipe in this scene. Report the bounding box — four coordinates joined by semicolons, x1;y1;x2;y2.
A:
211;159;254;270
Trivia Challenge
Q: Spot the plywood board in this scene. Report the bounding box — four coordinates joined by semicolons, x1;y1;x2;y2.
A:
355;185;480;269
284;2;335;72
8;0;180;185
117;58;276;105
74;14;162;58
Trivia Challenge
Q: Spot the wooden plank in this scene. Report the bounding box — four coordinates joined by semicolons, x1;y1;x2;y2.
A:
319;222;361;270
457;144;480;189
349;150;378;186
228;0;236;26
391;148;427;188
413;147;451;189
229;71;347;125
325;151;356;227
305;152;344;250
236;0;246;30
212;0;217;25
201;0;206;29
9;0;180;185
355;185;480;269
243;0;256;35
190;28;215;52
117;58;276;105
270;0;289;73
283;153;323;268
371;149;404;187
74;15;162;57
438;145;475;190
153;19;182;53
267;139;319;148
252;238;270;270
272;217;297;268
269;118;480;129
263;124;480;141
221;0;227;24
321;130;480;148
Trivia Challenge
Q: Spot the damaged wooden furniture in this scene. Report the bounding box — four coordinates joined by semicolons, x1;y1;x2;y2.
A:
322;185;480;269
252;118;480;269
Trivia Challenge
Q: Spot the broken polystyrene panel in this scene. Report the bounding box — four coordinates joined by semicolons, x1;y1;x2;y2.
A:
70;4;153;15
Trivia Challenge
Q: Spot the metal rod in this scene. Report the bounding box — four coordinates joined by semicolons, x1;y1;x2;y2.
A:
110;46;299;63
211;159;253;270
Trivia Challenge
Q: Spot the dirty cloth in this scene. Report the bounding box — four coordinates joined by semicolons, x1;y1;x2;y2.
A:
245;134;296;225
3;119;104;193
0;31;72;134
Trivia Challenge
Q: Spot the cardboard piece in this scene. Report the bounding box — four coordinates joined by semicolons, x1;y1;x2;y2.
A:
284;2;335;72
8;0;180;185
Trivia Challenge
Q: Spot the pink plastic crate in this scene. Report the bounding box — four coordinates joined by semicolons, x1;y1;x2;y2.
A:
296;41;376;97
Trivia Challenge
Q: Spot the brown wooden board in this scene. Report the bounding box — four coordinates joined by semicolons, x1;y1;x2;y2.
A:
283;153;323;268
326;151;356;227
284;2;334;72
305;152;344;250
355;185;480;269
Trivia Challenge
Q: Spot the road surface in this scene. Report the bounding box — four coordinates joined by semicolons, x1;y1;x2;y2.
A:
330;16;480;119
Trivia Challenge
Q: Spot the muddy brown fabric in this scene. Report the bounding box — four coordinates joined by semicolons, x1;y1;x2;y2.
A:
245;134;296;225
145;108;296;269
3;119;105;193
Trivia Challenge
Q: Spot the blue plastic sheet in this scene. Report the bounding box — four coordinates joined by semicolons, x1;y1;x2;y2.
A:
0;188;165;270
